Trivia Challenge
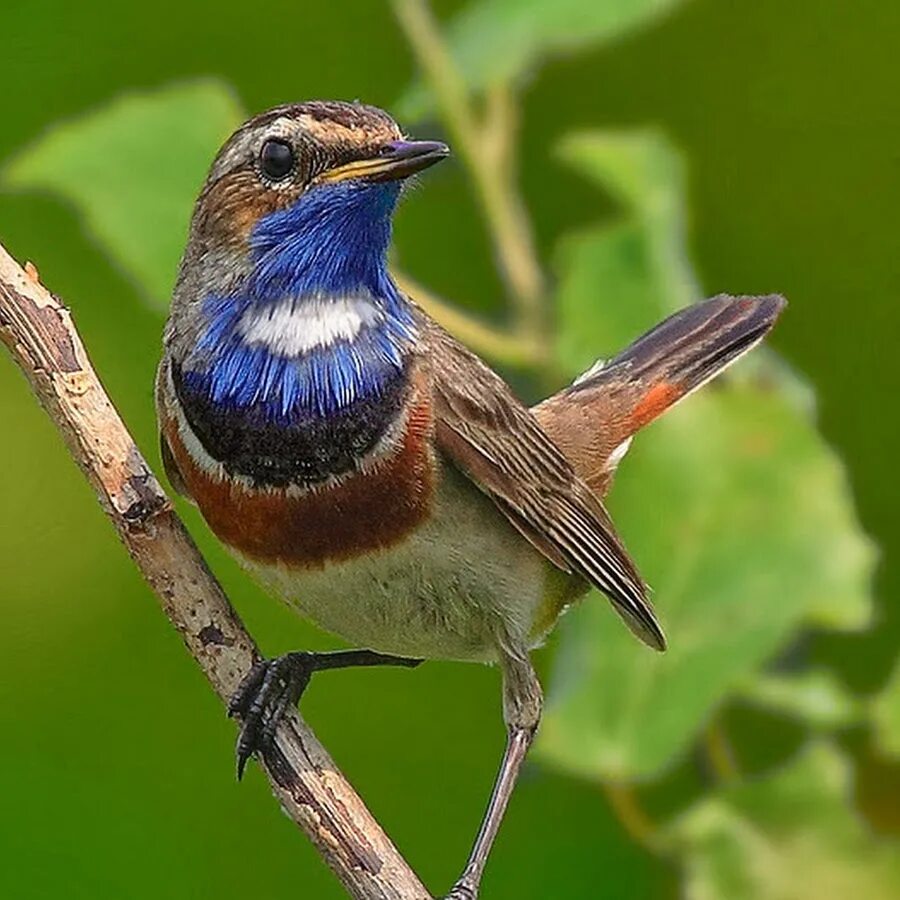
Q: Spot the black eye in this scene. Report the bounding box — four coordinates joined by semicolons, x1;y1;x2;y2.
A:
260;139;295;180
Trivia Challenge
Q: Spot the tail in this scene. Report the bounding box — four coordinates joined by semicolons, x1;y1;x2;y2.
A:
586;292;786;429
533;294;786;494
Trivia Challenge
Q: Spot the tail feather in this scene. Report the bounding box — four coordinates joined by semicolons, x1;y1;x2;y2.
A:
533;294;786;493
592;293;785;417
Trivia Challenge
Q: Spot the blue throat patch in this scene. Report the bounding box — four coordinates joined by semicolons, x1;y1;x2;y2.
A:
181;180;416;425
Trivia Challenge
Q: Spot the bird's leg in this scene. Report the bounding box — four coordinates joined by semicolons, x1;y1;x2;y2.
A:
228;649;423;778
446;653;543;900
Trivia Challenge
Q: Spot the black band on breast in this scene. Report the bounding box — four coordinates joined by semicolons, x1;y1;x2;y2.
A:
170;361;409;488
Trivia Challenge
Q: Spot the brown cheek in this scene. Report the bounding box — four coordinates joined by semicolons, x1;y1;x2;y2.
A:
195;170;302;248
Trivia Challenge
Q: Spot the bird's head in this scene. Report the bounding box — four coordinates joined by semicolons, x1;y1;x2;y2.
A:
165;102;448;425
179;100;448;302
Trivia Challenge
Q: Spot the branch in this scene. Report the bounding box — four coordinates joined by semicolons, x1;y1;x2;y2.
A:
392;0;546;341
0;242;431;900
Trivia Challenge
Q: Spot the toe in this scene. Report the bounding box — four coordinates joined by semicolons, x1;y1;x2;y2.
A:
228;658;268;718
229;653;315;779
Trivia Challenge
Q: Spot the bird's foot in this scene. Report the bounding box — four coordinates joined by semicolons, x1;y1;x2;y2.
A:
228;649;423;778
228;651;316;779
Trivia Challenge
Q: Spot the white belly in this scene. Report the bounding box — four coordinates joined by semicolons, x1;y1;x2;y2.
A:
239;464;548;662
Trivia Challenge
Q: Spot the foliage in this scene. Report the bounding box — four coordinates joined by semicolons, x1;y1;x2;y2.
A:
1;1;893;898
667;743;900;899
398;0;688;117
873;662;900;758
736;670;863;731
3;81;242;310
537;128;874;782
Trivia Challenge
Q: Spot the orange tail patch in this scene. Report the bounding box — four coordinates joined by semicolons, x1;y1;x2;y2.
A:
533;294;786;493
628;380;684;432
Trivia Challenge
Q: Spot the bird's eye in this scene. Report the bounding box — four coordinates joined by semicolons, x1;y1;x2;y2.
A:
259;139;295;181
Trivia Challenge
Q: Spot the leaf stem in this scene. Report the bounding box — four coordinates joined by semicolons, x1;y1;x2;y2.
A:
704;719;740;784
392;0;547;346
394;269;541;367
602;783;662;853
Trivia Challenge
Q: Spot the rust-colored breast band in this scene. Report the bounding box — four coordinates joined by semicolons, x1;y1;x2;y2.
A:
162;392;435;568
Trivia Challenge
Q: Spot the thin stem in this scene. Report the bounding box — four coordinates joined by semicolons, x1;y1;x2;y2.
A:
602;783;662;854
705;719;740;785
392;0;546;340
394;268;541;368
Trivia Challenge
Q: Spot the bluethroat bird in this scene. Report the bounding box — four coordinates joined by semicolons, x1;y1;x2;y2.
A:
156;100;784;898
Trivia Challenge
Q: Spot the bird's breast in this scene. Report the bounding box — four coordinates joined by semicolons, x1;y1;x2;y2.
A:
160;370;436;568
238;460;555;662
160;364;578;662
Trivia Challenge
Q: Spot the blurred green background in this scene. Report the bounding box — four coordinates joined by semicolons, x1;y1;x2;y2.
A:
1;1;898;898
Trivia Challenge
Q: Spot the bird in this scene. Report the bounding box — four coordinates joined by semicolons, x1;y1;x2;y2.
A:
155;99;785;899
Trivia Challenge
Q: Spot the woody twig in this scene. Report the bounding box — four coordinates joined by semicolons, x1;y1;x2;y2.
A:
0;241;430;900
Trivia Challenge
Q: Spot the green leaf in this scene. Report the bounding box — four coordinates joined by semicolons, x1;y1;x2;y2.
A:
553;131;698;376
736;670;863;731
537;129;875;782
666;742;900;899
556;129;700;345
3;80;244;310
555;221;663;375
397;0;688;118
872;662;900;757
538;386;874;781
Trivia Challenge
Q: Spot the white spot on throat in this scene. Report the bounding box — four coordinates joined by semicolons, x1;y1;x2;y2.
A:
238;293;383;356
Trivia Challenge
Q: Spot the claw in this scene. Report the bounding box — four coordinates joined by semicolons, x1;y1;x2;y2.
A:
230;652;315;779
228;658;268;718
228;649;424;779
236;742;252;781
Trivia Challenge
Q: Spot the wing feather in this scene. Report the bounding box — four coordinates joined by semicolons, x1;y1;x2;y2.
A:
421;312;665;651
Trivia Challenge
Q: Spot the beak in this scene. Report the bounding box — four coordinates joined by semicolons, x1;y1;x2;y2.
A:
318;140;450;184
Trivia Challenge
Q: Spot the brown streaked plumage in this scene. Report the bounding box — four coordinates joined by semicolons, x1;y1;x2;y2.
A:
422;312;663;650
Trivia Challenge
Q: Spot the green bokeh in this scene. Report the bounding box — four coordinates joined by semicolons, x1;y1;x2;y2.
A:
0;0;896;897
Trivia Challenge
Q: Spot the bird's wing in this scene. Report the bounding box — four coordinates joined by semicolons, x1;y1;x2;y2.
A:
421;313;665;651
